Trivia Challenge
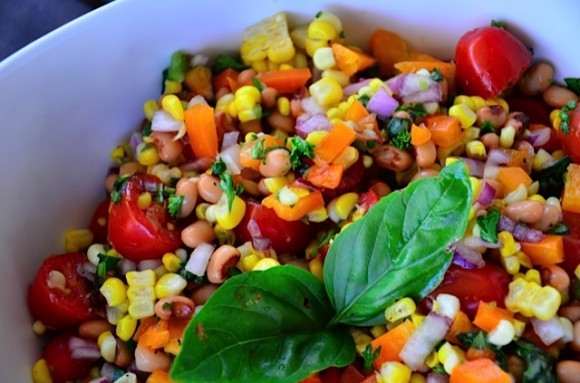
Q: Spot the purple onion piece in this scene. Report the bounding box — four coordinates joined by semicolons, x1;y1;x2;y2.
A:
525;127;551;148
252;237;271;251
129;132;143;158
459;157;485;179
399;73;442;103
453;241;485;269
400;312;452;370
476;181;497;207
366;87;399;120
385;74;406;94
487;149;511;166
498;214;517;233
343;79;372;96
295;113;332;138
426;373;449;383
221;131;240;151
499;214;544;243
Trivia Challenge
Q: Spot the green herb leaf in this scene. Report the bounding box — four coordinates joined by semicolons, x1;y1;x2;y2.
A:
358;94;371;106
171;266;355;383
386;117;411;137
142;122;152;137
564;77;580;95
395;104;427;119
251;139;266;161
339;31;346;39
211;54;248;75
324;161;472;326
162;301;174;311
168;194;184;218
252;77;264;92
211;158;227;177
432;365;447;375
362;344;381;371
476;208;501;244
457;331;508;371
315;10;323;18
95;253;121;287
167;51;189;83
390;129;412;150
430;68;443;82
289;136;315;171
506;339;556;383
309;228;338;257
533;156;572;198
547;222;570;235
220;174;243;212
480;121;495;135
110;174;131;204
491;20;507;28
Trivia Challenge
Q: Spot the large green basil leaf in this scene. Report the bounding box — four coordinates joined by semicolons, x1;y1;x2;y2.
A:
324;161;472;326
171;266;355;383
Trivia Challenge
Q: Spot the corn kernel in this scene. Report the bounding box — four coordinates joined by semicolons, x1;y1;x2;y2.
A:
525;269;541;285
546;197;562;212
437;342;465;374
309;257;324;281
532;286;561;320
106;302;128;325
315;11;343;33
126;270;157;287
498;231;518;258
239;253;260;272
216;93;235;111
425;351;439;368
110;145;126;164
137;143;160;166
195;203;210;220
370;325;387;338
363;155;373;169
500;125;516;148
163;80;182;94
435;294;460;320
470;96;487;110
334;147;360;170
313;46;336;70
515;251;532;269
135;191;152;211
32;359;53;383
236;85;261;104
321;69;350;87
128;298;155;319
552;149;565;160
309;77;343;107
162;253;182;273
277;96;291;116
65;228;94;252
215;195;246;230
263;176;290;194
98;331;117;363
385;298;416;323
308;207;329;223
501;255;520;275
410;373;426;383
533;149;553;171
32;320;46;336
293;51;308;68
465;140;486;160
238;107;261;123
306;131;330;146
453;95;476;111
155;273;187;299
252;258;280;271
100;277;128;307
332;192;358;220
308;20;337;41
235;94;256;113
377;361;411;383
518;282;542;317
278;186;300;206
116;314;137;341
161;94;185;121
575;264;580;280
512;319;526;338
504;183;528;205
488;319;515;346
410;313;425;327
449;104;477;128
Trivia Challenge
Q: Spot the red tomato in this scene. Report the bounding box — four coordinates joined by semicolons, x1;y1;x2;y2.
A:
562;236;580;278
426;263;511;318
560;110;580;163
319;367;342;383
339;365;366;383
89;199;110;244
505;96;552;126
43;332;98;383
235;201;314;254
455;26;532;98
28;253;95;330
359;190;380;212
108;174;181;261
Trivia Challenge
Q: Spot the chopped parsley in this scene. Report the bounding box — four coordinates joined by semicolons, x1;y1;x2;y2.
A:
430;68;443;82
457;331;508;371
315;10;323;18
179;268;207;284
95;253;121;287
534;156;572;198
168;194;184;218
142;122;152;137
547;222;570;235
390;129;412;150
358;94;371;106
166;51;189;83
110;174;131;204
491;20;507;29
211;158;227;177
220;173;244;212
252;77;264;92
162;301;174;311
309;228;337;257
506;339;556;383
559;100;577;134
432;364;447;375
339;31;346;39
476;207;501;244
396;103;428;119
480;120;496;135
361;344;381;371
211;54;248;75
288;136;315;171
251;139;266;161
565;77;580;94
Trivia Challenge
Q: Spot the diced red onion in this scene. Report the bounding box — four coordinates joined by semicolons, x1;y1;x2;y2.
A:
459;157;485;178
343;79;371;96
247;219;262;238
100;364;116;382
69;337;100;360
219;143;242;175
119;259;137;275
301;97;327;115
399;74;442;103
463;236;503;249
184;243;215;276
483;164;501;180
453;240;485;269
487;149;511;166
426;373;449;383
385;74;405;94
499;215;544;243
400;312;451;370
531;317;564;345
476;181;497;207
137;259;162;271
129;132;143;158
221;131;240;151
366;87;399;120
151;110;183;132
295;113;332;138
77;262;97;282
252;237;271;251
525;128;551;148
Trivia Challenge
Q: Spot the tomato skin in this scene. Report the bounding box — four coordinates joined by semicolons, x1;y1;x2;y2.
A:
43;332;97;383
455;26;532;98
427;263;511;318
108;174;181;261
89;199;110;244
235;201;314;254
28;253;95;330
562;235;580;278
560;110;580;163
359;190;380;211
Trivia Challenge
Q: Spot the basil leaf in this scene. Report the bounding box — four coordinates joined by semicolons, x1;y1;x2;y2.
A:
211;54;248;75
324;161;472;326
171;266;355;383
476;207;501;244
167;51;189;83
565;77;580;95
533;156;572;198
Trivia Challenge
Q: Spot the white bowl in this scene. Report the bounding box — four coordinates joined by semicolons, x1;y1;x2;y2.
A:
0;0;578;380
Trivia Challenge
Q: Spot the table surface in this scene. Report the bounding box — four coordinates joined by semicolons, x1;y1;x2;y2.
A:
0;0;107;62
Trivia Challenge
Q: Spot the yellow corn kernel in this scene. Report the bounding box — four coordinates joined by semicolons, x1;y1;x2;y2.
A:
465;140;486;160
137;143;160;166
236;85;261;104
425;351;439;368
155;273;187;299
518;282;542;317
86;244;105;266
163;80;182;94
370;325;387;338
525;269;542;285
162;253;182;273
116;314;137;341
98;331;117;363
385;298;416;323
308;207;329;223
334;192;359;220
532;286;561;320
241;13;295;64
293;51;308;69
215;195;246;230
268;40;295;64
65;229;94;252
309;257;324;281
313;46;336;70
306;130;330;146
470;96;487;110
308;19;337;41
500;126;516;148
195;203;210;221
469;177;482;201
449;104;477;128
333;147;360;170
505;277;528;312
532;149;553;171
32;359;53;383
252;258;280;271
239;253;260;272
498;231;518;258
316;11;343;34
321;69;350;87
238;107;261;123
492;98;509;113
514;251;532;269
504;183;528;205
326;107;341;120
550;109;562;130
575;264;580;280
100;277;128;307
410;373;426;383
32;320;46;336
512;319;526;339
528;194;546;204
110;145;126;164
135;191;152;210
369;78;386;93
363;155;373;169
501;255;521;275
126;269;157;287
309;77;343;107
235;94;256;112
528;180;539;196
488;319;516;346
437;342;465;374
161;94;185;121
128;298;155;319
410;313;425;327
216;93;235;112
435;294;460;320
106;301;128;325
377;361;411;383
277;96;291;116
552;149;565;160
453;95;476;111
263;176;290;194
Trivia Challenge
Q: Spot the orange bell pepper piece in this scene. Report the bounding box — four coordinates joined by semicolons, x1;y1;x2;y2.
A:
410;123;432;146
213;68;239;92
423;115;462;148
239;134;284;171
562;163;580;213
262;187;324;222
520;235;564;266
184;103;219;159
257;68;312;94
331;43;377;77
446;310;476;344
370;320;415;368
496;167;532;193
450;358;511;383
315;121;357;164
305;163;344;190
369;29;410;76
344;100;370;123
473;302;514;332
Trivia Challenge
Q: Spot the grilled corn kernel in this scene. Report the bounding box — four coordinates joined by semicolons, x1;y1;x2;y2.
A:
309;257;324;281
501;255;521;275
306;130;330;145
385;298;416;323
488;319;516;346
465;140;486;160
98;331;117;363
100;278;128;307
498;231;518;258
525;269;541;285
377;361;412;383
128;298;155;319
252;258;280;271
163;80;182;94
309;77;343;107
322;69;350;87
65;229;94;252
313;46;336;70
500;126;516;148
435;294;460;320
155;273;187;299
308;207;329;223
116;314;137;341
449;104;477;128
334;193;359;220
32;359;53;383
532;286;561;320
126;270;157;287
161;94;185;121
215;195;246;230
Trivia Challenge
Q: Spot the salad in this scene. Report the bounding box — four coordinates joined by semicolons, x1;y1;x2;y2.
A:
28;10;580;383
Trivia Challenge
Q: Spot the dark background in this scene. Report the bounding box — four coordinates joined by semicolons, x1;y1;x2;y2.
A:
0;0;109;61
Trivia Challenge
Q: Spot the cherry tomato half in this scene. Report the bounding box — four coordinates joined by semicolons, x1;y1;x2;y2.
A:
455;26;532;98
560;109;580;164
359;189;380;212
89;199;110;244
108;174;181;261
235;201;314;254
28;253;95;330
43;332;98;383
426;263;511;318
